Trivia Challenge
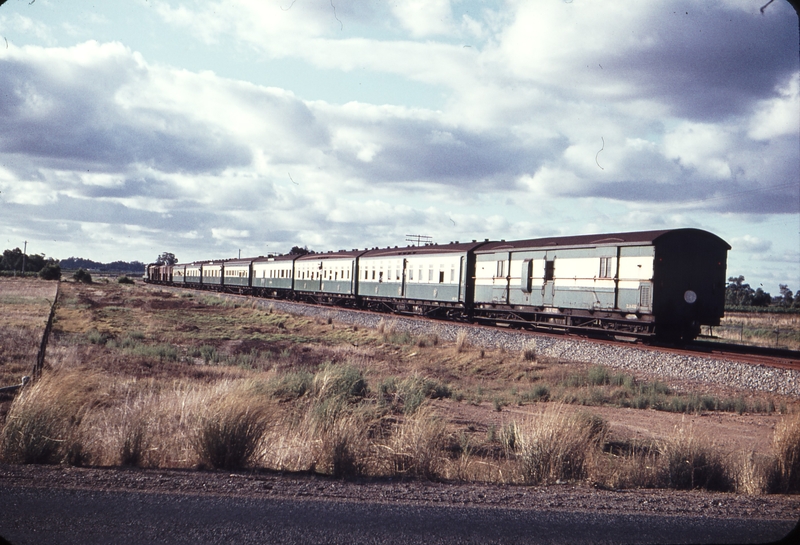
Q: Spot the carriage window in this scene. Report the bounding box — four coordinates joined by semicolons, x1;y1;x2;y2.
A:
450;266;455;283
439;271;445;283
428;267;434;282
379;271;383;283
496;260;505;278
409;268;414;280
599;257;613;279
544;260;555;281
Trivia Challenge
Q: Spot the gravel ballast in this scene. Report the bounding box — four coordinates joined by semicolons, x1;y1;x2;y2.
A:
164;288;800;398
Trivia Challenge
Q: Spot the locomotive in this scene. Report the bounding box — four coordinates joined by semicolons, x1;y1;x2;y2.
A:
146;228;730;341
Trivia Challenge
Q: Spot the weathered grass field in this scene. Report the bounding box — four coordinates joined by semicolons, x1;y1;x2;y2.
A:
1;278;799;495
0;278;58;387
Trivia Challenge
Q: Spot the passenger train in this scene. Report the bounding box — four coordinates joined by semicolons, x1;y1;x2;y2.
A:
145;228;730;341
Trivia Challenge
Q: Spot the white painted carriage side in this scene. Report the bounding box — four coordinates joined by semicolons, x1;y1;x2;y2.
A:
202;263;222;276
475;254;509;287
225;264;250;278
358;256;405;282
402;253;462;285
253;260;293;279
296;257;354;281
618;254;654;290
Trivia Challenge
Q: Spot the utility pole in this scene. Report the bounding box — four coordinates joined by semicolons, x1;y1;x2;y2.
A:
22;241;27;274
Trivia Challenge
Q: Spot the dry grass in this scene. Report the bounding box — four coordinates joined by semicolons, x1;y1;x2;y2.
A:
0;370;102;465
2;281;796;496
192;388;271;470
512;405;607;485
657;422;733;491
382;408;448;480
772;411;800;492
0;279;58;387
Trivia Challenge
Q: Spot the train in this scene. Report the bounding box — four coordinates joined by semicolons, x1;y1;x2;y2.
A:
145;228;730;342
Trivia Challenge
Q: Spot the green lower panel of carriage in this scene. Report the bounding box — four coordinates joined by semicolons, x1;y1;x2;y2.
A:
359;281;404;298
253;278;293;290
359;281;461;302
295;279;354;295
225;277;250;287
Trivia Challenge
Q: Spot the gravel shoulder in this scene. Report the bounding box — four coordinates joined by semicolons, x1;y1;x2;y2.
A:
1;463;798;522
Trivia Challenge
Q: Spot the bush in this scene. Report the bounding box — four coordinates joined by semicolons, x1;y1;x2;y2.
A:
192;397;269;470
117;276;134;284
38;263;61;281
0;372;98;465
660;426;733;491
73;269;93;284
312;363;368;403
514;406;607;485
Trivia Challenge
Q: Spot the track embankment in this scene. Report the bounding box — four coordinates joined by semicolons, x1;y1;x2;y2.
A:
149;285;800;397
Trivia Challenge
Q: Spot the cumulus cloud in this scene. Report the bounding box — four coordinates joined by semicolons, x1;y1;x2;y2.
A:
0;0;796;292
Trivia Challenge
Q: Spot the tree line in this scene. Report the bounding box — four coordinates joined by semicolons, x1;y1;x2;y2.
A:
1;247;146;281
726;276;798;309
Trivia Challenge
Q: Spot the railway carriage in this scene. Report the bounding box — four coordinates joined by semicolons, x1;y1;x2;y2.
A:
184;262;203;285
222;259;252;293
358;242;484;317
172;263;186;285
251;254;298;297
201;261;225;290
294;250;364;305
472;229;729;340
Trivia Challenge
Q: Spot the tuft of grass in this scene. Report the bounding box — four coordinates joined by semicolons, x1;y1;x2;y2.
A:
0;371;100;465
379;374;452;414
384;408;447;480
192;395;270;470
313;363;369;403
772;412;800;492
513;405;607;485
659;424;733;491
455;330;469;353
522;344;537;362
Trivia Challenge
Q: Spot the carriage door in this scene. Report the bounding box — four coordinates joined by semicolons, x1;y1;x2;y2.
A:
492;253;510;304
543;254;556;307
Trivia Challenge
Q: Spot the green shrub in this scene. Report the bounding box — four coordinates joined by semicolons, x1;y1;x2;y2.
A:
268;370;314;401
117;276;134;284
313;363;368;402
38;263;61;281
72;268;93;284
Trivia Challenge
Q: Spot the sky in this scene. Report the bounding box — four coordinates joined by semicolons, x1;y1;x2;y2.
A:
0;0;798;294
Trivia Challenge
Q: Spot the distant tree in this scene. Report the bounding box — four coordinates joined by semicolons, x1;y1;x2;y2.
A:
289;246;311;256
752;287;772;307
1;248;24;271
155;252;178;266
60;257;102;270
726;275;755;307
38;262;62;281
779;284;795;308
73;269;93;284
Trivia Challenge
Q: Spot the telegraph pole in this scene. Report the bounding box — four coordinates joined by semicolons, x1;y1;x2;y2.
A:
22;241;27;274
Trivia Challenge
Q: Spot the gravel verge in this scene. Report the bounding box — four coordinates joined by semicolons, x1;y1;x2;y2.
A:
181;289;800;397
